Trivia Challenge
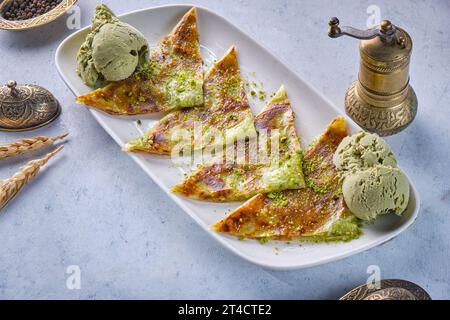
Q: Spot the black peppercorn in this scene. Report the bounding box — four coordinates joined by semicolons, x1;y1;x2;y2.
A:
2;0;63;21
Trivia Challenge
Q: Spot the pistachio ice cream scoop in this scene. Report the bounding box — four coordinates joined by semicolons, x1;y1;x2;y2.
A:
333;131;397;173
342;166;410;221
76;5;149;87
333;131;410;221
92;22;148;82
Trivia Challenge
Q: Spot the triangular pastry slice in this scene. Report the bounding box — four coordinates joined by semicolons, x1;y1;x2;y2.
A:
172;86;305;202
213;117;362;242
76;7;204;115
123;46;256;155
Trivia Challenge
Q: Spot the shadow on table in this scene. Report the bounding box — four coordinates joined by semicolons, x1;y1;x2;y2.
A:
1;15;77;49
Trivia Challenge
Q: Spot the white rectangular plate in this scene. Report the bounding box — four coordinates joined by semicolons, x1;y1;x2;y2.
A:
55;4;419;270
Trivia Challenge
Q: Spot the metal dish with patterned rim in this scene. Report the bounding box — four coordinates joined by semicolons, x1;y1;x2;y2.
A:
0;0;77;31
340;279;431;300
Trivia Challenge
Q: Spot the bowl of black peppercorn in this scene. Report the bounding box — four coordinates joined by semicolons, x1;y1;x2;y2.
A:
0;0;77;30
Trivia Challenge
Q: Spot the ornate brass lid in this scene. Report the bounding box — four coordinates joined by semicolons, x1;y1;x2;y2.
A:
340;279;431;300
0;80;61;132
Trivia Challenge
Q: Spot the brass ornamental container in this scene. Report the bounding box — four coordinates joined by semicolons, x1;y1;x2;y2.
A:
0;80;61;132
340;279;431;300
328;18;417;136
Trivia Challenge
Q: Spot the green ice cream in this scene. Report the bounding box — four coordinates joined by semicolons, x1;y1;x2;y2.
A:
342;166;410;221
333;131;410;221
333;131;397;174
76;5;149;87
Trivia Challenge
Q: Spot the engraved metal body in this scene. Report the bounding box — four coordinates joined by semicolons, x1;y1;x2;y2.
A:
340;279;431;300
0;80;61;132
328;18;417;136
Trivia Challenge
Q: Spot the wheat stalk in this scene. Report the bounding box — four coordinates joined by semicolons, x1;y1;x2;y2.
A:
0;146;64;211
0;133;68;160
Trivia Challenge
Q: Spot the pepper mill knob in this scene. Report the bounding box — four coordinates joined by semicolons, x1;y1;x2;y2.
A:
380;20;392;32
328;17;341;37
7;80;18;97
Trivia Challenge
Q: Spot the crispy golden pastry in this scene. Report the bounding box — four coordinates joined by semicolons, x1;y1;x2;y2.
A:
76;7;204;115
213;117;362;242
171;86;305;201
123;46;256;155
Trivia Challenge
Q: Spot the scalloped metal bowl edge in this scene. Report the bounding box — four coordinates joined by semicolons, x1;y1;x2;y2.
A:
340;279;432;300
0;0;77;31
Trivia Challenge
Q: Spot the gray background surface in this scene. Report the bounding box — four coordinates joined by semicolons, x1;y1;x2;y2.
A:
0;0;449;299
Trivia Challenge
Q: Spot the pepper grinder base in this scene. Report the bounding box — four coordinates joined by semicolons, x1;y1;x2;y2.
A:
345;81;418;136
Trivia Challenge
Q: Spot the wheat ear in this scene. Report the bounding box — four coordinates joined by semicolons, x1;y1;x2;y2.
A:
0;146;64;211
0;133;68;160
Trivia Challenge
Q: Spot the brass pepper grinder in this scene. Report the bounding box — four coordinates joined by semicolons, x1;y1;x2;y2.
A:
328;17;417;136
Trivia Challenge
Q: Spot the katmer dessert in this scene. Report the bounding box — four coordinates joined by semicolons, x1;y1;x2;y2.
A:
76;5;149;87
76;7;204;114
333;131;410;221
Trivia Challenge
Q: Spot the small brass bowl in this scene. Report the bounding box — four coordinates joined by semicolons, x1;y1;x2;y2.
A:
340;279;431;300
0;0;77;31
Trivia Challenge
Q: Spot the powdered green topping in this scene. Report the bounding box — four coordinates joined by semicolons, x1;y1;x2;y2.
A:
122;135;152;152
305;216;362;243
260;152;305;192
165;70;203;108
267;192;289;207
224;115;257;145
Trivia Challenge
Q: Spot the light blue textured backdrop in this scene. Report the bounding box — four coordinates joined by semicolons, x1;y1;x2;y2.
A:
0;0;449;299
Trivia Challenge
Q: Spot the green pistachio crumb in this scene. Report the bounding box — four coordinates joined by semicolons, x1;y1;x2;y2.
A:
267;192;288;207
